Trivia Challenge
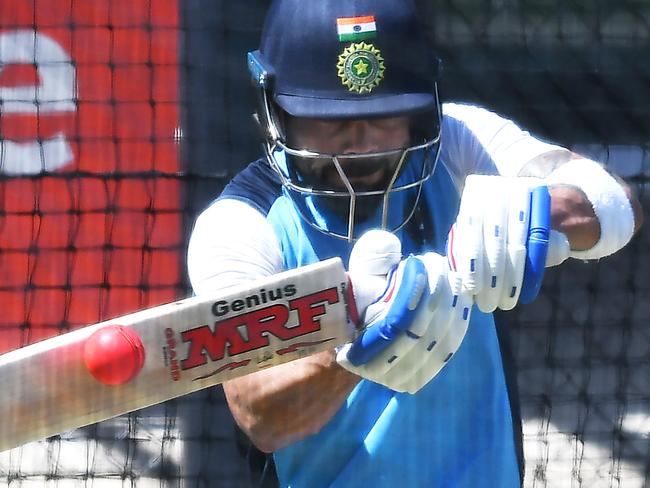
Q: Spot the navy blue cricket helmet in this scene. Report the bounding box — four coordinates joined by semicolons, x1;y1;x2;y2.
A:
249;0;443;241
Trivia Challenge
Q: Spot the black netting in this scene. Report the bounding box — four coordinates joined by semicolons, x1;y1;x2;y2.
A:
0;1;648;486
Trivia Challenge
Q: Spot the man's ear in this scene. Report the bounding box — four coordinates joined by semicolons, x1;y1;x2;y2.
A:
251;112;267;142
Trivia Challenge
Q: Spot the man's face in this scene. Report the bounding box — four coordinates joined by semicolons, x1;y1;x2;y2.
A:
285;116;411;191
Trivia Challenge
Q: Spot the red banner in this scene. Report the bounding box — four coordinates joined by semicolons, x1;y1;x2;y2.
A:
0;1;181;351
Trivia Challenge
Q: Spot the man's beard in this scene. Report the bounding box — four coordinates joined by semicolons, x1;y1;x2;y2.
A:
294;153;401;190
319;192;386;223
292;153;402;223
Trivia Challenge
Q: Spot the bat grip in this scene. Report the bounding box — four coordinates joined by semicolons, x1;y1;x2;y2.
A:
345;275;361;327
520;185;551;304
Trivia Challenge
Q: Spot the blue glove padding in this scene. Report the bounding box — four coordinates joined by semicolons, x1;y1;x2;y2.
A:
346;256;427;366
520;185;551;303
339;231;473;394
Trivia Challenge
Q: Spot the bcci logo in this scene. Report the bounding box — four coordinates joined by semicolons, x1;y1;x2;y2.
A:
337;42;385;94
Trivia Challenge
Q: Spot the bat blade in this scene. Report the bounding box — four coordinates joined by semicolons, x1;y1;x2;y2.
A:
0;257;354;452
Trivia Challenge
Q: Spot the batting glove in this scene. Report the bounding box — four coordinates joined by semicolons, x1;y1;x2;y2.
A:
447;174;552;312
338;230;473;394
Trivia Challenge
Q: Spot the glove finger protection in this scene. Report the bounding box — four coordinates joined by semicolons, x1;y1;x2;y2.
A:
475;177;511;312
384;258;473;394
448;185;484;295
448;175;551;312
496;181;531;310
344;256;430;376
339;230;472;394
348;229;403;314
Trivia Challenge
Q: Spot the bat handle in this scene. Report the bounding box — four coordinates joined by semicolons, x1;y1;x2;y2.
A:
345;275;361;327
520;185;551;304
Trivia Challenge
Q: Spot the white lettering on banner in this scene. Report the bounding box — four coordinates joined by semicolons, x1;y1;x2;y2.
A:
0;133;73;175
0;30;77;174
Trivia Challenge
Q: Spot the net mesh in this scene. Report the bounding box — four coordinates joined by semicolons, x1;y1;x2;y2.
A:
0;0;648;486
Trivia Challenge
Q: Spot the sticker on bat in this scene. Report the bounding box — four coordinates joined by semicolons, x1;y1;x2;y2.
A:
164;327;181;381
211;284;298;317
165;287;341;380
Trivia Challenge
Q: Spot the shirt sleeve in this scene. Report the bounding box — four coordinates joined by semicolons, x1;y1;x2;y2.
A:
440;103;572;184
187;198;284;296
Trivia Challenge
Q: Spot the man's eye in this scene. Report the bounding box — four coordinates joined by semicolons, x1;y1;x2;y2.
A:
374;118;407;130
325;122;347;133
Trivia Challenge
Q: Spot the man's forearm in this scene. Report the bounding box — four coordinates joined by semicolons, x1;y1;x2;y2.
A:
223;349;360;453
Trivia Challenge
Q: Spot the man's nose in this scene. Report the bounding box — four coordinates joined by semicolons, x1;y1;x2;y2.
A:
342;120;379;154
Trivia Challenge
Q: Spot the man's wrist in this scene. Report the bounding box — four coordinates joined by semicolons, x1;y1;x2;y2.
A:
544;159;635;259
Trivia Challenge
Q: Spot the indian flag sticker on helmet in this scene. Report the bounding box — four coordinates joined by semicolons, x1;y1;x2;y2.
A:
336;15;377;42
337;42;385;94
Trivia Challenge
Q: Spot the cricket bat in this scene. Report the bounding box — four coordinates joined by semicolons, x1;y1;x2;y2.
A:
0;257;356;453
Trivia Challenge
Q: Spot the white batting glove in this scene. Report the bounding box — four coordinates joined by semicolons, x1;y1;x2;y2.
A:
338;230;473;394
448;175;558;313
